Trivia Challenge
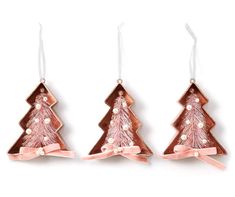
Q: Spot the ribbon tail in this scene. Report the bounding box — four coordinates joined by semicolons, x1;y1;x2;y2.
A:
8;153;39;161
47;150;76;158
122;154;148;163
161;152;192;160
161;145;225;170
82;151;114;160
197;155;225;170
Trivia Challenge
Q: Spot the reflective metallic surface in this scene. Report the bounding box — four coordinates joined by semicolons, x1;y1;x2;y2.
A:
8;83;69;155
89;83;153;157
164;83;226;155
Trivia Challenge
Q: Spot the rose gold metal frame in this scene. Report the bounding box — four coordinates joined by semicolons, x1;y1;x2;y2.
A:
89;83;153;157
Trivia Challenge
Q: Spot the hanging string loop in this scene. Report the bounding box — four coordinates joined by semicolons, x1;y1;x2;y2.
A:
185;23;197;83
117;23;124;84
38;23;46;83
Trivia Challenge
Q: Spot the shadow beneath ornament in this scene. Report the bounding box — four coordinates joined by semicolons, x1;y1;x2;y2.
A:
15;155;79;165
165;156;227;171
84;155;151;165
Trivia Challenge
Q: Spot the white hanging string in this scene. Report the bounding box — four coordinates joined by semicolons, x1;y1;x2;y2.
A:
38;23;46;83
117;23;124;84
185;23;197;83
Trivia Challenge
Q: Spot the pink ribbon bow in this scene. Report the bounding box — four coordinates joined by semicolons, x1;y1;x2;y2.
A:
162;145;225;169
8;143;75;160
83;144;148;163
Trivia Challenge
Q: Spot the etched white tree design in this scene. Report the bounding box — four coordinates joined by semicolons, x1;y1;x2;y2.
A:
22;92;58;148
178;89;209;148
105;91;134;147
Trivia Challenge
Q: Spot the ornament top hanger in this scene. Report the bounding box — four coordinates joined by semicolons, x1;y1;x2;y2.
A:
82;23;152;162
161;24;226;169
8;24;75;160
185;23;197;84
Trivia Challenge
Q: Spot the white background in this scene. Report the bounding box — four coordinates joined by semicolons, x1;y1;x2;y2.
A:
0;0;234;196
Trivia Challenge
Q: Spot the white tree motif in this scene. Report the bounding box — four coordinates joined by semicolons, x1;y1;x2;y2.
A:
22;92;58;148
178;88;210;148
105;91;134;147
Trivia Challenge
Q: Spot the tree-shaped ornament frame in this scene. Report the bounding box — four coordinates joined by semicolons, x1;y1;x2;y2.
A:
84;83;152;162
8;83;75;160
163;82;226;169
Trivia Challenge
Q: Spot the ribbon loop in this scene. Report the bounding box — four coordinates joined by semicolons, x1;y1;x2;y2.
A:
83;144;147;163
9;143;75;160
162;145;225;170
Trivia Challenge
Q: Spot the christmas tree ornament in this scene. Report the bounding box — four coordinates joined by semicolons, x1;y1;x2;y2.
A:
83;24;152;163
162;24;226;169
8;24;75;160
